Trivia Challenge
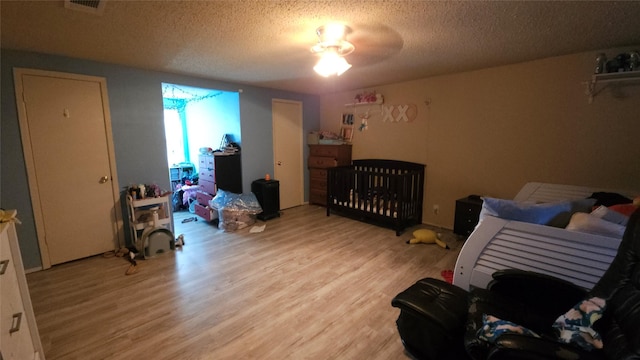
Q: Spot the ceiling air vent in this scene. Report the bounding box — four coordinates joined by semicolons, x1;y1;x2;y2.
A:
64;0;106;15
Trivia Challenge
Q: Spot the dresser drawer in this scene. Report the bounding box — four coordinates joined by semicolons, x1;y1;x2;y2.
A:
310;179;327;192
310;168;328;181
199;179;216;195
194;203;217;221
309;190;327;206
310;145;342;157
308;156;337;168
196;191;214;206
199;169;215;182
199;155;214;169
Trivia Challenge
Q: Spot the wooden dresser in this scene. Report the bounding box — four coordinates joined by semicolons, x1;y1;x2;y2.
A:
195;152;243;221
308;144;352;206
195;154;217;221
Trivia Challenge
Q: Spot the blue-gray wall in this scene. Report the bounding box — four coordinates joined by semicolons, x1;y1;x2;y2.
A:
1;49;320;269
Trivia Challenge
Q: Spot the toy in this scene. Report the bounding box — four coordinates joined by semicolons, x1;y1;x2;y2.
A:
0;209;20;224
175;234;185;247
125;250;138;275
406;229;449;249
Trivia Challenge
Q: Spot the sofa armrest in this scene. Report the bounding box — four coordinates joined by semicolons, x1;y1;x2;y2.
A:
391;278;469;333
487;269;587;316
392;278;471;359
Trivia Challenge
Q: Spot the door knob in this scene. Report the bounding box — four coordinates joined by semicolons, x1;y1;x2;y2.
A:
99;176;109;184
277;161;282;166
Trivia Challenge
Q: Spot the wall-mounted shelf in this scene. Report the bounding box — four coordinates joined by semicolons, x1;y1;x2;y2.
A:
342;92;384;134
585;71;640;103
344;98;384;107
345;91;384;107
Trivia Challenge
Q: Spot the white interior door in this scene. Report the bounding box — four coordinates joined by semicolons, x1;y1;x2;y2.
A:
14;69;122;267
272;99;303;209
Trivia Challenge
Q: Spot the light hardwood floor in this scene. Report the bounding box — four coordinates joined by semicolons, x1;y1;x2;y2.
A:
27;205;463;360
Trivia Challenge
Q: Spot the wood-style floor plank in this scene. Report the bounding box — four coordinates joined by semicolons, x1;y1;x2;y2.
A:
27;205;463;360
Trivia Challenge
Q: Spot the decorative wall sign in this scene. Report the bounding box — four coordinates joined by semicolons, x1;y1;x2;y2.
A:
382;104;417;122
343;91;419;130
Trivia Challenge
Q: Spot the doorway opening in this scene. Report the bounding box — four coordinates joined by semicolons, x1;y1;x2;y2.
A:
161;83;240;221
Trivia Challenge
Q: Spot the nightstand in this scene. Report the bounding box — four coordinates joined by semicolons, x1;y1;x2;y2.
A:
454;195;483;237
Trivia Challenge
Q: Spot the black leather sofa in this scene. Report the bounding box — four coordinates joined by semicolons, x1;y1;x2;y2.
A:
392;208;640;360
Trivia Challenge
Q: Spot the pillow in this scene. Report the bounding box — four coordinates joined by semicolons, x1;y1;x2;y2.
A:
590;205;629;226
609;203;638;217
553;297;606;351
477;314;540;343
565;212;626;237
551;198;599;228
479;197;596;228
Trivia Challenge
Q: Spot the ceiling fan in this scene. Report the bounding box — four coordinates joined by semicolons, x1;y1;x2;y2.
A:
310;23;355;77
309;23;404;77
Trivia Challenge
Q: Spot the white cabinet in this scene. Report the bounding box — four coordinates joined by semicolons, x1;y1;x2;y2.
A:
1;219;44;360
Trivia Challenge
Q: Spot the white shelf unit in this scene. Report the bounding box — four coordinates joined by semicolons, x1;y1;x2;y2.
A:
344;99;384;107
585;71;640;103
126;195;173;252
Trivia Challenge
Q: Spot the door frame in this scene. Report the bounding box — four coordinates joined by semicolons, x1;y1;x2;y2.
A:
272;99;304;208
13;68;123;269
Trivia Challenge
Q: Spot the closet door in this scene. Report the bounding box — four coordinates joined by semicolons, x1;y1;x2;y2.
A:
14;68;122;267
272;99;303;209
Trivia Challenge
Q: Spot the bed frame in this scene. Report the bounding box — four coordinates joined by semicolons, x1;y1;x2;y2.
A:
326;159;425;236
453;182;637;291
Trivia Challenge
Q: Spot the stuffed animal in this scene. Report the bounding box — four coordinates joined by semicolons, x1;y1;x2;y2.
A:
406;229;449;249
0;209;20;224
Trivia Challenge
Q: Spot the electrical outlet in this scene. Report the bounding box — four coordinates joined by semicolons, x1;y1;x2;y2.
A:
433;204;439;215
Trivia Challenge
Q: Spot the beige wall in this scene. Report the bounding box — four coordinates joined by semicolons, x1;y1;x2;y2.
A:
319;47;640;229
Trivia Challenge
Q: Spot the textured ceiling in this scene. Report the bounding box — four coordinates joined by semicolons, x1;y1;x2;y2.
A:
2;1;640;95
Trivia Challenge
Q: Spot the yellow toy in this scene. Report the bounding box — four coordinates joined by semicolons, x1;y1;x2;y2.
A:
0;209;20;224
406;229;449;249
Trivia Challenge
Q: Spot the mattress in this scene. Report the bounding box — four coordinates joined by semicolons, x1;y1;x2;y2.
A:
332;190;398;217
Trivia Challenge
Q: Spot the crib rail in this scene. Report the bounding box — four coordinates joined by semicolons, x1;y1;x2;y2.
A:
327;159;425;235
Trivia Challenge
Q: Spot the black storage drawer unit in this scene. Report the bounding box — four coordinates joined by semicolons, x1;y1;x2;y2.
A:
454;195;483;237
251;179;280;220
214;153;242;194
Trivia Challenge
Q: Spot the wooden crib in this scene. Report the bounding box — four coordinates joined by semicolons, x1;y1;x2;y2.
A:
326;159;425;235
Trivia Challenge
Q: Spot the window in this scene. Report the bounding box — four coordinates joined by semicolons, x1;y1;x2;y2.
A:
164;108;186;166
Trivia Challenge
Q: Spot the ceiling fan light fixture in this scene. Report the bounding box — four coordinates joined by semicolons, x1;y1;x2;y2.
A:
312;24;355;56
314;51;352;77
311;23;354;76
